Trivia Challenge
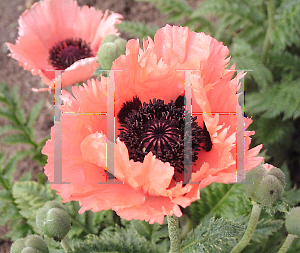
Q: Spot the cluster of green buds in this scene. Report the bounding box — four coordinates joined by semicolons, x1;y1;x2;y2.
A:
10;235;49;253
36;201;71;241
244;164;285;206
97;34;127;70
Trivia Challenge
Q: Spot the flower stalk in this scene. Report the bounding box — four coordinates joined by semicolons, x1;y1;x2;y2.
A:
168;215;181;253
230;202;262;253
61;237;73;253
277;234;298;253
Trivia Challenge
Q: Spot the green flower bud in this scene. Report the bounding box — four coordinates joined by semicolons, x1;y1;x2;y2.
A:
285;207;300;236
114;38;127;55
244;164;285;206
97;42;119;70
36;201;71;241
10;235;49;253
97;35;127;70
101;34;119;44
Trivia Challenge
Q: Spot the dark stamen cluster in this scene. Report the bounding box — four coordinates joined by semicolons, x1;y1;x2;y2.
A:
118;96;212;180
49;38;93;70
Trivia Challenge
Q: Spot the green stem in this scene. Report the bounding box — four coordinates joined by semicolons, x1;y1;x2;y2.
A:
168;215;181;253
230;203;262;253
262;0;276;64
277;234;298;253
61;237;73;253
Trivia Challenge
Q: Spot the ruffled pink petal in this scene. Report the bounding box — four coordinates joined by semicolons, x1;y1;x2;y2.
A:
116;195;182;224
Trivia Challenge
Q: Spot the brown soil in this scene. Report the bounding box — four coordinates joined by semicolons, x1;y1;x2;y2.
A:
0;0;202;252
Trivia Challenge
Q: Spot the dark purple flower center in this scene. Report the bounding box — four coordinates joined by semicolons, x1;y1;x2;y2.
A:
49;38;93;70
117;96;212;181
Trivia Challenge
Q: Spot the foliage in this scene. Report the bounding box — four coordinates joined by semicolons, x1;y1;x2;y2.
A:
117;21;159;40
180;218;244;253
189;183;252;227
0;82;48;165
74;225;164;253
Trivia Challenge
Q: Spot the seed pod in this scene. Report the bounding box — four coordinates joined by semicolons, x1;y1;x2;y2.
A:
10;235;49;253
285;207;300;236
244;164;285;206
36;201;71;241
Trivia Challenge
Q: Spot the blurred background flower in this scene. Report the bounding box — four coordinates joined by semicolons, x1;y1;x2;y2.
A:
6;0;122;91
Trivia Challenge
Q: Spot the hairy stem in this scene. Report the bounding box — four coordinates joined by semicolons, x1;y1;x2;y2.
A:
168;215;181;253
262;0;276;64
230;203;262;253
61;237;73;253
277;234;298;253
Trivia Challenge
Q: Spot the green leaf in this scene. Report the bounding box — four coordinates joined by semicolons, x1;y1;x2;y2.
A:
27;100;44;128
116;21;159;40
271;0;300;50
180;218;245;253
0;124;22;137
246;78;300;120
230;38;273;90
0;151;6;165
0;107;18;124
0;203;19;226
0;133;32;145
2;150;31;179
74;226;163;253
189;183;251;226
12;181;57;232
251;219;284;242
130;219;169;244
137;0;192;20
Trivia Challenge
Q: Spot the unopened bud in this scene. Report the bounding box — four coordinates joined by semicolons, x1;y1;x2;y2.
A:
10;235;49;253
244;164;285;206
36;201;71;241
285;207;300;236
97;35;127;70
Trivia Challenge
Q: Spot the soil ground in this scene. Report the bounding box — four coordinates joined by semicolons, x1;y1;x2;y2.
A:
0;0;201;252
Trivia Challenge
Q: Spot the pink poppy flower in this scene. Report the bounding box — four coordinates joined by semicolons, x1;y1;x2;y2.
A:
6;0;122;91
42;25;263;224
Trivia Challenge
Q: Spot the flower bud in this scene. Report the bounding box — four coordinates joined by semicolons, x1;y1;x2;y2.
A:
101;34;119;44
97;35;127;70
244;164;285;206
36;201;71;241
285;207;300;236
10;235;49;253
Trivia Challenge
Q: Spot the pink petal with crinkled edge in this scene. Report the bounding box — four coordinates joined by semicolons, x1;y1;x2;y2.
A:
116;195;183;224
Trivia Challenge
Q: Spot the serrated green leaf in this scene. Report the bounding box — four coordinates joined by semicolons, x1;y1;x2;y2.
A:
0;203;19;226
0;133;32;145
12;181;56;232
0;124;23;137
74;226;163;253
0;107;18;124
230;38;273;89
116;21;159;40
251;219;284;242
2;150;31;179
0;189;13;202
189;183;250;227
180;218;245;253
246;78;300;120
27;100;44;128
0;151;6;165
